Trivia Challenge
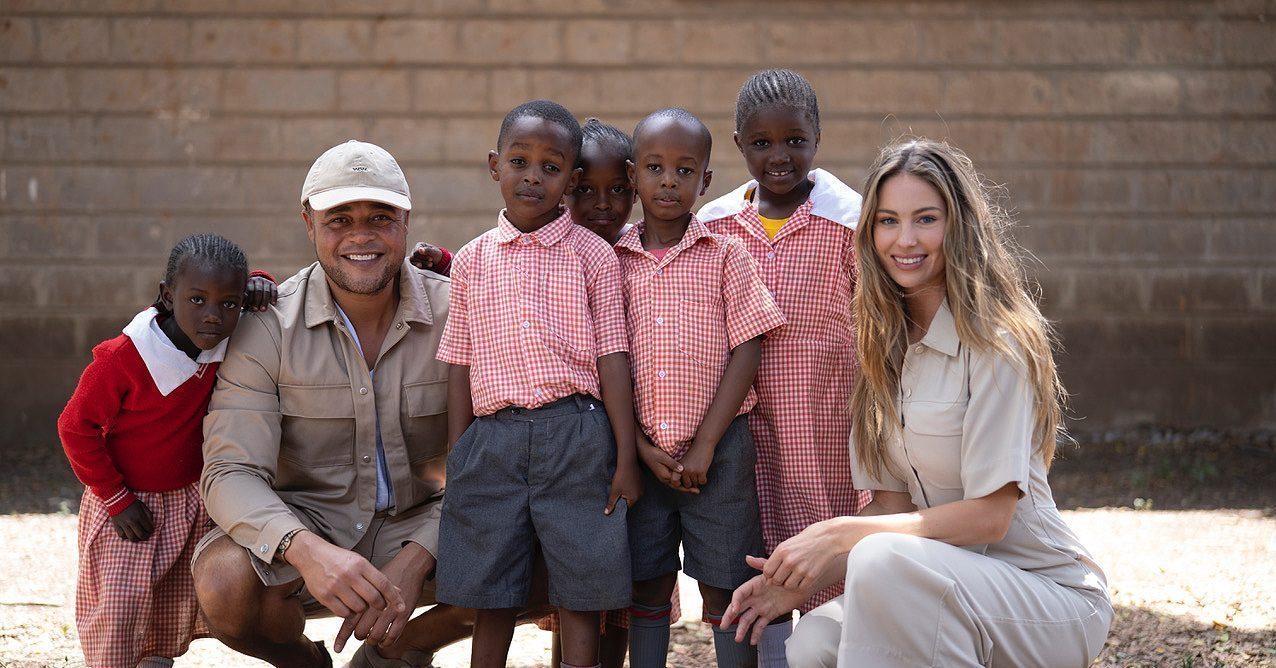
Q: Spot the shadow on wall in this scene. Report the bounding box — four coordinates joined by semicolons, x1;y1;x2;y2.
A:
5;427;1276;516
1049;428;1276;512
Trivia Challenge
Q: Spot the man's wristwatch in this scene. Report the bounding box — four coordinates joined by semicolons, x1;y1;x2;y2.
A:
276;528;303;562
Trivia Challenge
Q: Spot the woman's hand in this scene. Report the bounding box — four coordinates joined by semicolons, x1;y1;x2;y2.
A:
722;558;812;645
763;517;859;592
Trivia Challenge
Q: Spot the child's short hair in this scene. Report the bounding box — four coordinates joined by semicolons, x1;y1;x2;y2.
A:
496;99;584;160
581;117;633;160
633;107;713;160
153;233;248;313
735;68;821;133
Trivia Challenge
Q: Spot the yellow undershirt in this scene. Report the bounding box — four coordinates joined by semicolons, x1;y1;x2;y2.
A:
759;213;789;239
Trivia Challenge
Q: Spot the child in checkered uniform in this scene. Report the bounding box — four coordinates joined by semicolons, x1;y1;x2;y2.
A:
435;100;641;668
698;68;871;662
57;234;273;668
618;108;786;668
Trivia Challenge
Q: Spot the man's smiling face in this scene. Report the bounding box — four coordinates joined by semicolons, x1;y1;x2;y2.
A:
304;200;408;297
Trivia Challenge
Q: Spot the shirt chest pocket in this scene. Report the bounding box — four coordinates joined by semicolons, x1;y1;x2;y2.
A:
278;384;356;467
537;268;595;360
676;298;729;368
402;380;448;461
901;400;966;491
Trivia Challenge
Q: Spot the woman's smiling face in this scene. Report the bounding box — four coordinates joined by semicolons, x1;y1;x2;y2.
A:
872;172;948;296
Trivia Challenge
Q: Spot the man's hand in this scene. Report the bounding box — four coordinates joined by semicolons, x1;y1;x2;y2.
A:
635;432;684;490
334;542;434;652
606;462;642;515
243;275;278;312
284;531;405;633
110;499;154;541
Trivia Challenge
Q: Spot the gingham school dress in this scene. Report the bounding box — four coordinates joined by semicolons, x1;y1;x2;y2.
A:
700;169;873;611
59;309;218;667
77;485;211;667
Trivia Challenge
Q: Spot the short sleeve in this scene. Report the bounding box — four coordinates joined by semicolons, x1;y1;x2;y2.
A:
435;245;472;365
849;427;909;493
721;239;786;349
586;243;628;357
960;341;1034;500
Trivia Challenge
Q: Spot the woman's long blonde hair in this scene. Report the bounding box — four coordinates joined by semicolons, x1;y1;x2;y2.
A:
851;139;1067;481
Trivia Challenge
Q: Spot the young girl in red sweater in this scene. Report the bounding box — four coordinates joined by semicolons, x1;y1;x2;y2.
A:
58;233;274;668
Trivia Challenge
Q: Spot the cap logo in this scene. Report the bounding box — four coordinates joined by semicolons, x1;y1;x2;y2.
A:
351;166;369;172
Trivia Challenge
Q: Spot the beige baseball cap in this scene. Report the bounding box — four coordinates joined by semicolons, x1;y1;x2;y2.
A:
301;140;412;212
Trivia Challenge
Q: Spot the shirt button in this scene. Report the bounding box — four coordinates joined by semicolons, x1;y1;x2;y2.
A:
396;322;404;330
359;387;368;395
655;317;664;325
355;522;365;531
905;388;913;398
659;422;669;430
657;370;667;379
767;252;776;259
533;388;542;395
656;269;663;275
259;544;269;554
362;455;372;463
915;344;924;353
521;320;531;328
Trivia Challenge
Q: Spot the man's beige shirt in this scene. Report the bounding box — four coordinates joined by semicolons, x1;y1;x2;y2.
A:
202;260;450;564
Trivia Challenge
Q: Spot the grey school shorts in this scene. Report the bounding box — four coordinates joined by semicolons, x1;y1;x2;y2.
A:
628;414;763;590
436;394;632;611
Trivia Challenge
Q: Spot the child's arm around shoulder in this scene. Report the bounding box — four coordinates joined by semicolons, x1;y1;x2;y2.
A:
243;270;279;313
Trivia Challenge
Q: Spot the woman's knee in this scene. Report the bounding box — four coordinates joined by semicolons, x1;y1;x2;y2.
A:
844;533;927;593
787;602;842;668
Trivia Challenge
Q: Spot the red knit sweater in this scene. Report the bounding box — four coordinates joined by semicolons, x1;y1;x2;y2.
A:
57;334;217;516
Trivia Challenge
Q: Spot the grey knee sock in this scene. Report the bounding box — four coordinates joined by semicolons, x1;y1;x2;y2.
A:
759;616;793;667
627;602;672;668
713;623;759;668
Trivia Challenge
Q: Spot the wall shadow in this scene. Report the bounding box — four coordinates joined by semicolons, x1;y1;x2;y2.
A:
1051;428;1276;512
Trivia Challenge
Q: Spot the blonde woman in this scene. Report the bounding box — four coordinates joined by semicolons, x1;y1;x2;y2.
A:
722;139;1112;667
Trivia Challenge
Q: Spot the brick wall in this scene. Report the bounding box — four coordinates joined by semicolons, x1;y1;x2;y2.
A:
1;0;1273;447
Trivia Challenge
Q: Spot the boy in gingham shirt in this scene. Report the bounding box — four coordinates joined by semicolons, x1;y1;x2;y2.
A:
435;100;641;668
617;108;787;667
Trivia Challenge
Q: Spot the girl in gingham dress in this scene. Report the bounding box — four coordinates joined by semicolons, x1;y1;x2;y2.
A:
699;69;871;661
58;234;272;668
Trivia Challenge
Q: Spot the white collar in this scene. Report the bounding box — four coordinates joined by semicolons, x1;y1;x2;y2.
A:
696;168;863;230
121;307;227;396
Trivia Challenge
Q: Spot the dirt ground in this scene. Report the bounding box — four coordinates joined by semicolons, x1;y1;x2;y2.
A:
1;428;1273;667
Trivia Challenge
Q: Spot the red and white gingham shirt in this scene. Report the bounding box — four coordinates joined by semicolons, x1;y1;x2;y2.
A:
699;169;871;611
437;209;628;416
616;217;786;458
